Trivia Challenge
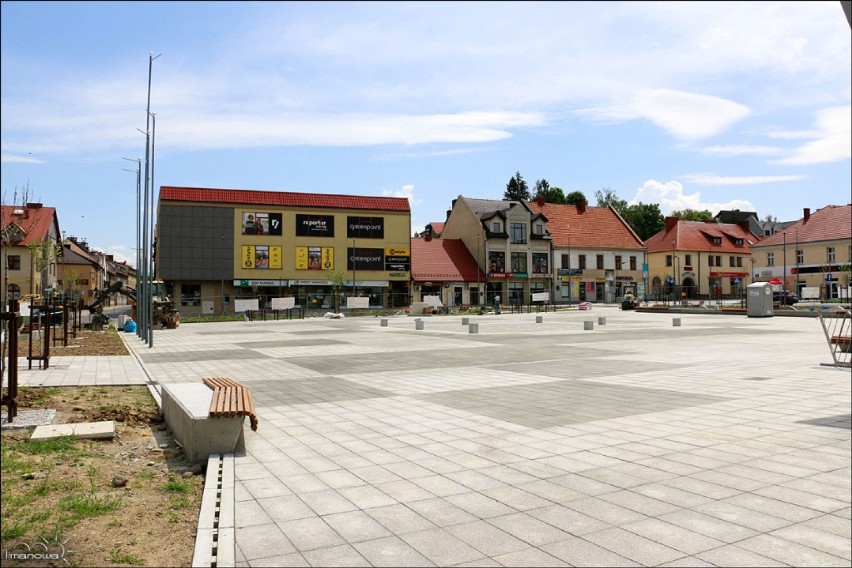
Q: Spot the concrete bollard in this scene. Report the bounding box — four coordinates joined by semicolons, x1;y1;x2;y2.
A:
673;317;681;327
462;317;470;325
416;320;425;330
598;316;606;325
584;320;594;331
380;319;388;327
469;323;479;334
536;316;543;324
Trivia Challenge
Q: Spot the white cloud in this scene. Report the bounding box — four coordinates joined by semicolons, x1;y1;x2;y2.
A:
774;106;852;165
700;145;783;157
381;183;419;205
0;153;43;164
680;174;805;185
629;179;755;215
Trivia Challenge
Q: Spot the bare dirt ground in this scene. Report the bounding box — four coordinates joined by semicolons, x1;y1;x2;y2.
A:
2;329;205;567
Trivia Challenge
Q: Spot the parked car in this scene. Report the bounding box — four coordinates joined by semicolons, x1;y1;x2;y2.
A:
772;290;799;305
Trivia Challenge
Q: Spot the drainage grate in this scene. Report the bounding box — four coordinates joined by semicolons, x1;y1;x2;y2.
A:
211;454;223;567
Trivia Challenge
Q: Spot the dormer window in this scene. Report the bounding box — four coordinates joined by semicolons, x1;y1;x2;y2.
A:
534;224;544;235
712;237;722;245
733;238;743;245
492;222;501;233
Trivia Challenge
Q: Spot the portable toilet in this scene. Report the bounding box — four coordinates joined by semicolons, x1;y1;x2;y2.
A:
747;282;773;317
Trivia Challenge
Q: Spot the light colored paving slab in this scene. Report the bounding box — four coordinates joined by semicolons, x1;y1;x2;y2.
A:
29;420;115;440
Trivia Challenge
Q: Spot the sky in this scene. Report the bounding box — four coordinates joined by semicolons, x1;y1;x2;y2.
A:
2;1;850;268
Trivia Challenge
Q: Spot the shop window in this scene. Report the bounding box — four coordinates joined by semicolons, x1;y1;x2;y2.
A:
180;284;201;307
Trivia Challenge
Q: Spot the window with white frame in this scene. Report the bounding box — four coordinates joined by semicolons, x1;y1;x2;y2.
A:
767;252;774;266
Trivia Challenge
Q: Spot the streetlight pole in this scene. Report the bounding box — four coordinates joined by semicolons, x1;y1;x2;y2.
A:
220;234;225;315
122;157;141;321
141;51;161;348
783;232;787;297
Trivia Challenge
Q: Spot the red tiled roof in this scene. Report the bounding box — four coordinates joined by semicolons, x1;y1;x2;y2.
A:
645;218;757;253
752;204;851;247
0;204;59;246
160;186;410;212
527;202;645;249
411;238;485;282
428;222;445;234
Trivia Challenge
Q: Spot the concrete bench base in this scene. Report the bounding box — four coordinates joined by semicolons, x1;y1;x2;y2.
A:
162;383;245;466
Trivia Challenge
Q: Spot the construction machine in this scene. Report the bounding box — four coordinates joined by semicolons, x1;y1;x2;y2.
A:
87;281;180;330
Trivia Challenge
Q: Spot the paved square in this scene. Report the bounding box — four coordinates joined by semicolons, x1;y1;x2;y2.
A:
119;307;850;566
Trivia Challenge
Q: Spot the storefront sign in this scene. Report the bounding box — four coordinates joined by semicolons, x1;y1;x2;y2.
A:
296;214;335;237
347;216;384;239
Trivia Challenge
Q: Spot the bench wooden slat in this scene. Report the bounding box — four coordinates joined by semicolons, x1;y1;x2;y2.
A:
202;376;258;430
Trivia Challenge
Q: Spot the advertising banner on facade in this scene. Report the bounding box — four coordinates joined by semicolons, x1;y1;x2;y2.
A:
296;214;335;237
242;212;282;236
347;216;384;239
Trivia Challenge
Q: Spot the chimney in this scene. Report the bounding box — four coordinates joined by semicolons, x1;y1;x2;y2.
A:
576;199;587;214
534;196;546;207
665;216;678;232
803;207;810;222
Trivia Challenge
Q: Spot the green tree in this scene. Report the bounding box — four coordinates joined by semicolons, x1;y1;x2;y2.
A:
325;268;348;312
564;190;587;205
673;208;713;221
594;187;628;213
533;179;569;204
26;236;61;298
504;171;530;201
622;202;665;241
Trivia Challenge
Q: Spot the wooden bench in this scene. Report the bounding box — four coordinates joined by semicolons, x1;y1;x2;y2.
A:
203;377;258;431
829;335;851;353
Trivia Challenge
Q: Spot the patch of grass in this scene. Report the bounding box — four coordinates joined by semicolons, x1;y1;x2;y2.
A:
21;436;77;455
136;470;155;480
162;475;189;494
110;550;146;565
58;494;121;517
169;494;191;510
0;523;28;540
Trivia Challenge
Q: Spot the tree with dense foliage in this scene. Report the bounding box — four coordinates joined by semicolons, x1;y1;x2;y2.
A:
673;208;713;221
621;202;665;241
504;171;531;201
564;190;587;205
533;179;571;204
594;188;663;241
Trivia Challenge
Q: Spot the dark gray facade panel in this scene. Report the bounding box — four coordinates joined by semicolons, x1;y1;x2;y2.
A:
159;204;234;281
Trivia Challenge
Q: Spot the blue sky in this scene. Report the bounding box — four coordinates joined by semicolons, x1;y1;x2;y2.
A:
2;1;850;267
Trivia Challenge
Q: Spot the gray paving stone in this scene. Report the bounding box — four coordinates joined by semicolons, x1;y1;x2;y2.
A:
583;526;687;565
735;533;850;566
399;527;486;566
488;512;573;546
446;520;530;556
541;536;639;567
300;544;371;567
277;517;346;551
353;536;435;567
322;510;394;543
365;503;437;534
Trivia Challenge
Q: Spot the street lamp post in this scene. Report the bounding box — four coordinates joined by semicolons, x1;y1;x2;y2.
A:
352;239;357;298
220;234;225;315
141;51;161;348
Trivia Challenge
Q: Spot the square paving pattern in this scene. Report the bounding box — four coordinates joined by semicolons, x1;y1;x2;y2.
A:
121;309;851;567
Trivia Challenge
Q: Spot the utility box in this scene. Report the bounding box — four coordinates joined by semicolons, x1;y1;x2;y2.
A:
747;282;773;317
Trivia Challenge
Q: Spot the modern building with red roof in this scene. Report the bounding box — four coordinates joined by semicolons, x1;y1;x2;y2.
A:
1;202;62;303
157;186;411;314
645;216;760;301
410;237;486;307
528;199;646;304
751;204;851;300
